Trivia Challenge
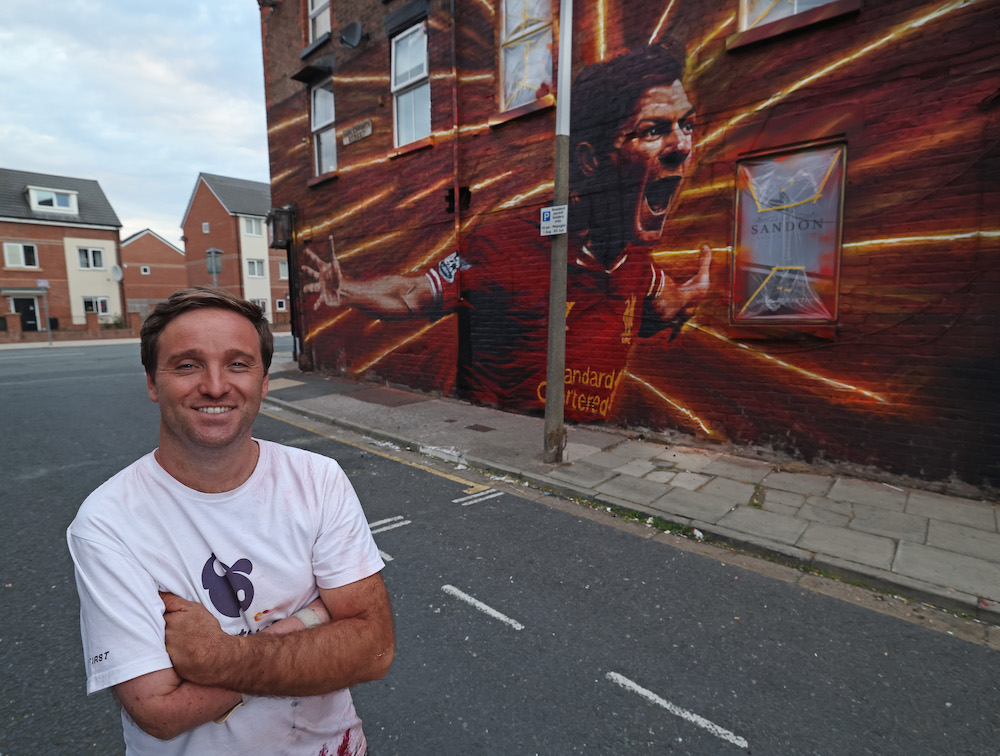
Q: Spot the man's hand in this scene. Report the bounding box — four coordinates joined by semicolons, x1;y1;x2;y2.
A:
301;235;343;309
651;242;713;322
160;592;236;684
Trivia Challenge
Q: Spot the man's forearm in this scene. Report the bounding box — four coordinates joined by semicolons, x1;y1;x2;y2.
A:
183;610;393;697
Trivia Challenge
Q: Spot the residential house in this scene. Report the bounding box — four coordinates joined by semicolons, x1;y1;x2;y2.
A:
257;1;999;491
180;172;289;324
0;167;122;337
120;229;186;317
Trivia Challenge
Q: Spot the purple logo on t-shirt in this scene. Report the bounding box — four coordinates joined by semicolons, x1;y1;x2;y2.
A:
201;554;254;618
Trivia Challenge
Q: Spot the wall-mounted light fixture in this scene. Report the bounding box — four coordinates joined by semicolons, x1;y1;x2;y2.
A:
267;206;295;250
339;21;369;48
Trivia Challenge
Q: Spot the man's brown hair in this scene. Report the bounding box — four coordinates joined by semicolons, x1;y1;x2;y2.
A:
140;286;274;378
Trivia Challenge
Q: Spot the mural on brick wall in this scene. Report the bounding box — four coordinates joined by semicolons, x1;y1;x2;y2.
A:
293;0;998;487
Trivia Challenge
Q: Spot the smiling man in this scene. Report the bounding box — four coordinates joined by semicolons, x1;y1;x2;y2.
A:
302;43;711;422
67;287;392;755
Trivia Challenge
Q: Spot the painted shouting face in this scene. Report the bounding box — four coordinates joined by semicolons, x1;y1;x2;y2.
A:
609;80;695;245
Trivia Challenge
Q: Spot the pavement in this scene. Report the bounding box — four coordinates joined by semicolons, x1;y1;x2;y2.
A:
4;336;997;626
262;356;1000;627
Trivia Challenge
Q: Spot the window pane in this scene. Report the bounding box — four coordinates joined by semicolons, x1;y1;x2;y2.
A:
37;190;55;207
279;260;289;279
24;245;36;266
503;0;552;41
393;25;426;89
741;0;835;30
93;249;103;268
55;192;71;208
501;26;552;110
79;249;90;268
395;82;431;145
98;299;109;314
732;145;844;322
312;80;335;128
316;126;337;173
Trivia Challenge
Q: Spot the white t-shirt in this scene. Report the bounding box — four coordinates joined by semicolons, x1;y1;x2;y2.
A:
67;439;384;755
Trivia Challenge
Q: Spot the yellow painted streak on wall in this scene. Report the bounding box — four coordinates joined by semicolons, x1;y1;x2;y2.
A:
399;177;453;209
498;181;554;209
298;191;391;239
353;315;453;374
690;322;888;403
687;14;735;61
259;409;490;494
843;230;1000;250
596;0;607;60
625;371;714;435
267;113;308;136
302;309;351;344
472;171;515;192
648;0;680;45
699;0;980;150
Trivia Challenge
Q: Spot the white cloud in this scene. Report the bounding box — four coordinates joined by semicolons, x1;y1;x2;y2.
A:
0;0;269;248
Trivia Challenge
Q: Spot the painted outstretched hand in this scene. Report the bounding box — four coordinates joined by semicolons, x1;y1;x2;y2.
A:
678;243;712;308
301;235;343;309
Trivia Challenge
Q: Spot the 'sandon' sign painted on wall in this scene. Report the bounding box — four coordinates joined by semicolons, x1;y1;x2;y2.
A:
540;205;568;236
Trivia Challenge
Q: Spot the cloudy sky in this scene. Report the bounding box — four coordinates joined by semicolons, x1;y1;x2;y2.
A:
0;0;269;249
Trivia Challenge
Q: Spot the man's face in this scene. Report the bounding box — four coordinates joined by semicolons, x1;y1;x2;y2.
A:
608;80;694;244
146;308;268;454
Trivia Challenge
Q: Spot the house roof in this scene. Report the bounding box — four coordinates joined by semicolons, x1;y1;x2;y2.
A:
122;228;184;254
180;172;271;228
0;167;121;228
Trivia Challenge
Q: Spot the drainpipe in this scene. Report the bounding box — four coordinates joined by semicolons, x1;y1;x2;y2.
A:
449;0;461;246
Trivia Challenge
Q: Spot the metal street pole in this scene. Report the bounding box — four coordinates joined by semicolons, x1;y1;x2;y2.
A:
543;0;573;463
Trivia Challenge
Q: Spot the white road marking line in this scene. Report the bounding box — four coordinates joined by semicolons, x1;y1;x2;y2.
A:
441;585;524;630
369;516;404;528
452;489;503;505
371;520;412;534
378;549;394;562
606;672;749;750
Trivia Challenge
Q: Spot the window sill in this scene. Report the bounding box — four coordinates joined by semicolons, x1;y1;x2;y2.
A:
300;32;332;60
307;170;339;188
390;135;434;159
726;0;861;51
488;94;555;128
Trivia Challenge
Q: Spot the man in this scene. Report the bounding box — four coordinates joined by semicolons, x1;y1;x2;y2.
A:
302;43;710;422
67;287;393;755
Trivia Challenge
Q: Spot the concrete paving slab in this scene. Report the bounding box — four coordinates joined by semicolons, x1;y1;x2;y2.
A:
595;475;671;506
762;471;833;496
654;448;720;471
803;495;853;516
829;477;907;511
700;478;756;506
797;522;896;570
717;507;809;545
799;502;851;527
762;489;804;517
894;541;1000;600
649;488;737;523
850;503;928;543
926;520;1000;564
564;442;603;462
613;459;658;477
578;450;636;471
613;440;668;460
544;462;617;488
906;490;998;531
671;471;711;490
702;455;773;483
646;470;676;484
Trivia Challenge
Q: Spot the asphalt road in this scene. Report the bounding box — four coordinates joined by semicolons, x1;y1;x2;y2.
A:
1;338;997;755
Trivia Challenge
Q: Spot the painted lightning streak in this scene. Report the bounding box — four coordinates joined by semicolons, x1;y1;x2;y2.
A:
687;14;735;61
690;323;888;403
258;408;491;493
441;585;524;630
626;371;715;436
301;309;351;344
352;316;450;374
843;229;1000;250
298;191;392;239
648;0;680;45
596;0;608;60
497;181;554;209
607;672;749;749
699;0;982;150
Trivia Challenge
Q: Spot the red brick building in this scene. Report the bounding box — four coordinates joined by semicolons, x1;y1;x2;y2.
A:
181;172;290;324
1;167;123;338
120;229;187;318
258;1;1000;492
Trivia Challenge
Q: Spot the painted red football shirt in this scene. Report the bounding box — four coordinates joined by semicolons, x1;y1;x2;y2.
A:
426;223;679;421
